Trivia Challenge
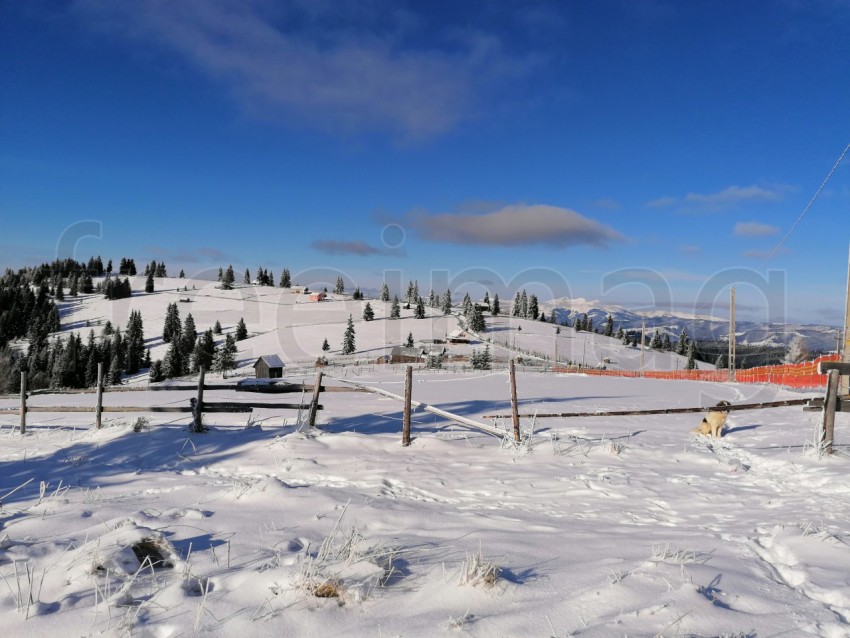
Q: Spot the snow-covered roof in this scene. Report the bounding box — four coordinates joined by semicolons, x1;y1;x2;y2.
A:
254;354;285;368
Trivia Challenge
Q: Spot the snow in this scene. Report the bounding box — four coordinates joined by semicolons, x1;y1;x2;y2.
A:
1;282;849;636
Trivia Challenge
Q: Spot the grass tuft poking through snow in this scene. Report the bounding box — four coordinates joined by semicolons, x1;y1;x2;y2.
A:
458;549;501;589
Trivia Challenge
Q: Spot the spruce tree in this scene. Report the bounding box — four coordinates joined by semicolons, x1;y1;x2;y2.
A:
715;352;727;369
164;341;183;378
470;304;486;332
341;315;356;354
390;296;401;319
662;333;672;351
492;293;500;316
280;268;291;288
145;271;154;293
685;341;697;370
651;330;662;349
405;332;414;348
428;289;437;308
441;289;452;314
527;294;539;320
243;268;251;285
335;276;345;295
235;317;248;341
520;290;528;318
322;338;330;352
180;313;197;358
380;282;390;302
222;265;235;289
363;302;375;321
213;320;222;335
415;297;425;319
217;267;223;282
149;360;165;382
56;279;65;301
604;315;614;337
483;291;490;309
108;352;122;385
676;327;689;355
512;291;521;316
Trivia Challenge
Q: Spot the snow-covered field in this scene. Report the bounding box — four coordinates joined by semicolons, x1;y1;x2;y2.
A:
2;282;848;637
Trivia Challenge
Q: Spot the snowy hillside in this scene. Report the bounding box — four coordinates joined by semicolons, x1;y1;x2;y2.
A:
1;364;848;636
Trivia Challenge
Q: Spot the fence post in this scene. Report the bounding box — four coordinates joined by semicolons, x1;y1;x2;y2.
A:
95;362;104;429
192;366;206;432
402;365;412;446
821;369;839;455
19;370;27;435
510;359;520;442
308;370;323;428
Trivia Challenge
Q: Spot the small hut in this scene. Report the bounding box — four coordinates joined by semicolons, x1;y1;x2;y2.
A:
254;354;285;379
309;291;327;302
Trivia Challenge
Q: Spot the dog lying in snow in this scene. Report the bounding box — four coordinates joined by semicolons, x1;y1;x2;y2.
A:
692;400;731;438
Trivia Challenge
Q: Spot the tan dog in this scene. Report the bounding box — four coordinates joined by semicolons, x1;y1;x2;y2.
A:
692;400;731;438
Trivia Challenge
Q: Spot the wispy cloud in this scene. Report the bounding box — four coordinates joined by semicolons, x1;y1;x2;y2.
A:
734;221;780;236
406;204;624;248
73;0;535;139
312;239;403;257
743;247;791;259
646;185;785;212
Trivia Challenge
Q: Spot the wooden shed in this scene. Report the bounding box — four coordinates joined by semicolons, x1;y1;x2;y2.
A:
390;346;426;364
254;354;285;379
309;291;327;302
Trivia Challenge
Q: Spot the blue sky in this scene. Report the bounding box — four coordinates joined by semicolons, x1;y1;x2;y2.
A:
1;0;848;324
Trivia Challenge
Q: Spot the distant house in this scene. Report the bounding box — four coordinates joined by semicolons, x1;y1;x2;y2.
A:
309;291;327;302
254;354;285;379
390;346;426;364
447;329;471;344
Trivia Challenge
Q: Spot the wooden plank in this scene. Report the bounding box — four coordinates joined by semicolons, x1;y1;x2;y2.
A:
509;359;520;442
402;365;412;446
483;398;815;419
19;371;26;434
329;376;505;438
818;361;850;376
308;370;323;428
821;369;839;455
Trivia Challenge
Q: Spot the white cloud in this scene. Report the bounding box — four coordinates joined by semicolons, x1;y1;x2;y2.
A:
312;239;403;257
407;204;623;248
647;185;785;211
734;221;780;237
73;0;532;139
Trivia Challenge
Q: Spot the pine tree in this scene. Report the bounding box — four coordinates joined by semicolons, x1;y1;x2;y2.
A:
106;259;113;274
342;315;356;354
380;282;390;302
470;304;486;332
335;276;345;295
363;302;375;321
179;269;185;278
69;275;79;297
428;289;437;308
480;345;491;370
213;334;237;376
390;296;401;319
685;341;697;370
662;333;672;351
483;291;490;309
322;337;330;352
145;271;154;293
415;297;425;319
352;287;361;300
651;330;662;349
405;332;414;348
441;289;452;315
406;280;415;303
243;268;251;285
222;265;235;289
527;294;539;320
235;317;248;341
715;352;727;369
180;313;197;359
280;268;291;288
604;315;614;337
217;267;223;282
616;326;624;340
512;291;521;317
162;303;181;343
149;360;164;382
56;279;65;301
108;352;122;385
520;290;528;318
676;327;689;355
164;341;183;378
492;293;500;316
213;320;222;335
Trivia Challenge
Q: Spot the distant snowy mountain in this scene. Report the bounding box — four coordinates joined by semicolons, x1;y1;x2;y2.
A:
540;297;839;354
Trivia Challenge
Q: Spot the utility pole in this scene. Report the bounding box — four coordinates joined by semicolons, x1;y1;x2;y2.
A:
842;245;850;395
729;287;736;382
639;320;645;376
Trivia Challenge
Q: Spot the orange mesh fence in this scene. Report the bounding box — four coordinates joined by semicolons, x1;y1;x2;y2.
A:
552;354;839;389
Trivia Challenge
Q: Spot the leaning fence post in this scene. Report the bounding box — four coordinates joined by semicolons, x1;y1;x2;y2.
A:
95;362;104;429
192;366;206;432
821;369;839;455
402;365;412;446
308;370;323;428
510;359;520;442
19;370;27;435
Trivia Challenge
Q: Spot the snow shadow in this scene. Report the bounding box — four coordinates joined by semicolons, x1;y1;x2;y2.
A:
0;421;286;509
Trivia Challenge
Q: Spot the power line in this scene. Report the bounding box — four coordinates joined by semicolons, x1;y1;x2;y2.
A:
764;140;850;262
